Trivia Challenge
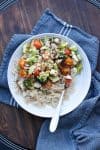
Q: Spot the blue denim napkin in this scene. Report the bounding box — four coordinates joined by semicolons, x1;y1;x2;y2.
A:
0;9;100;150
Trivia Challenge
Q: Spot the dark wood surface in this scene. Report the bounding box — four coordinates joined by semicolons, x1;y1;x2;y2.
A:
0;0;100;149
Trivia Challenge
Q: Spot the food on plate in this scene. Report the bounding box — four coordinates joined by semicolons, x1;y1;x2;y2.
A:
16;36;83;107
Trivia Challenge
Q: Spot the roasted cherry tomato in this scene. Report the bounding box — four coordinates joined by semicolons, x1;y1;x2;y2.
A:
65;49;71;55
33;39;42;49
34;69;40;77
65;78;72;87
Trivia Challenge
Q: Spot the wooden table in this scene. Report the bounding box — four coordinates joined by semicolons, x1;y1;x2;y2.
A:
0;0;100;149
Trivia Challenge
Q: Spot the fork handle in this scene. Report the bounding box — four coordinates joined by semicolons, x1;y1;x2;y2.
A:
49;90;65;132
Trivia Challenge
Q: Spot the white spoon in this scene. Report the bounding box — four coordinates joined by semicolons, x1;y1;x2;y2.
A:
49;90;65;132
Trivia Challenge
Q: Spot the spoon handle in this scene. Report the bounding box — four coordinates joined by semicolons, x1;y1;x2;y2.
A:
49;90;65;133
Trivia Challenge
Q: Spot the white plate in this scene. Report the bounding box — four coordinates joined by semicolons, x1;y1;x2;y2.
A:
7;33;91;118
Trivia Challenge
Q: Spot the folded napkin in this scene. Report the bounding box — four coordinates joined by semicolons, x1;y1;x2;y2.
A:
0;9;100;150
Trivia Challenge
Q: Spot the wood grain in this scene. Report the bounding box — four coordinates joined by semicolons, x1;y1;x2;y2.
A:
0;0;100;149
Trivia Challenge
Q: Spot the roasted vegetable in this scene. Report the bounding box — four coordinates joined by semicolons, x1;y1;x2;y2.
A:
32;39;42;49
34;68;41;77
59;66;71;75
64;57;74;66
42;80;52;89
18;69;27;78
23;78;34;89
18;58;26;69
65;49;71;56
